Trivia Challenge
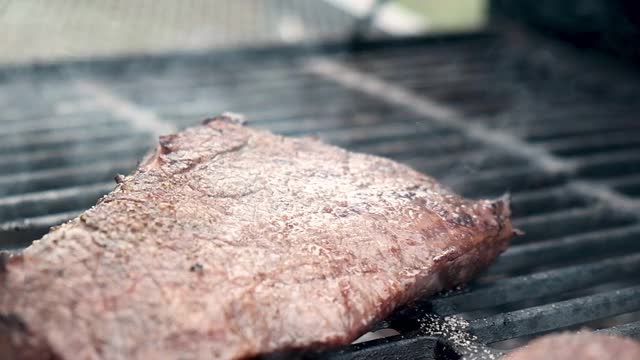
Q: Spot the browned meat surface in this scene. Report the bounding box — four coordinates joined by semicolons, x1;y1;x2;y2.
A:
504;332;640;360
0;115;514;360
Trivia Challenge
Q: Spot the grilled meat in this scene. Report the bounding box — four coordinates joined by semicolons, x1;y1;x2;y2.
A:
504;332;640;360
0;115;514;359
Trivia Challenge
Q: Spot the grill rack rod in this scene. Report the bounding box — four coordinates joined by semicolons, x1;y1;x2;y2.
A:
469;285;640;344
304;58;571;174
486;223;640;275
430;253;640;316
599;321;640;339
0;159;136;196
0;182;114;220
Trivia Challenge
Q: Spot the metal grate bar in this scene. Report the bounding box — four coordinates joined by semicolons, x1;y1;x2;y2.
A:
431;254;640;316
373;67;494;90
575;151;640;179
404;146;523;166
0;140;150;175
615;184;640;198
363;73;497;96
0;114;116;134
240;93;394;120
304;57;571;174
598;321;640;339
229;102;399;127
402;151;525;181
360;50;492;71
0;210;81;232
541;131;640;157
403;75;500;98
137;81;345;112
305;335;452;360
261;115;436;139
487;224;640;275
0;138;133;164
511;206;635;244
347;42;492;70
0;182;114;221
258;112;436;136
74;80;177;138
469;285;640;344
356;60;504;85
603;174;640;188
482;103;638;127
0;160;136;195
519;120;640;142
165;99;394;127
314;122;440;147
0;126;145;154
0;108;108;125
510;186;593;217
0;210;81;250
352;133;473;158
441;166;564;198
105;66;309;93
575;149;640;166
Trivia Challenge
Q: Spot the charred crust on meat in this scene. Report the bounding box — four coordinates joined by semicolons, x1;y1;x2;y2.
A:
449;212;474;227
202;112;247;126
0;253;22;279
202;117;216;125
114;174;126;184
0;314;27;332
0;252;8;275
492;193;523;236
487;193;522;237
0;313;58;360
158;134;177;155
493;193;511;216
190;263;204;273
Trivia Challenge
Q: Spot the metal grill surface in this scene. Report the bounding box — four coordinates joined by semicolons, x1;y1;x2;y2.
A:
1;32;640;359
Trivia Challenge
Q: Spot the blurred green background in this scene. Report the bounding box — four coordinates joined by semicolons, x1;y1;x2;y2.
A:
397;0;486;30
0;0;487;64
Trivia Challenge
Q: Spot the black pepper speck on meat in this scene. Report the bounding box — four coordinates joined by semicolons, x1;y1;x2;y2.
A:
0;115;514;360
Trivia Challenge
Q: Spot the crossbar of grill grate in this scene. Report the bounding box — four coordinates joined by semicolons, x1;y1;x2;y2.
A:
1;32;640;359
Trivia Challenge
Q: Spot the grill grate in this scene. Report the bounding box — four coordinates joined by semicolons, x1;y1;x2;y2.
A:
1;32;640;359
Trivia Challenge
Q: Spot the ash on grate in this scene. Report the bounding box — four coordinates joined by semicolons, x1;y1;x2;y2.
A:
420;314;501;360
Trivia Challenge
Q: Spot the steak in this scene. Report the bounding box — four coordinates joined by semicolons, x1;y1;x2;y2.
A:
0;115;514;360
504;332;640;360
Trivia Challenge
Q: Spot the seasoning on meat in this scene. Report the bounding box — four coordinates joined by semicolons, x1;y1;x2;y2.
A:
504;332;640;360
0;115;515;360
